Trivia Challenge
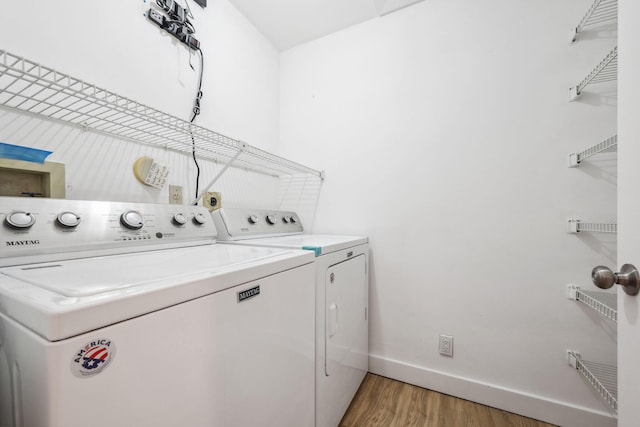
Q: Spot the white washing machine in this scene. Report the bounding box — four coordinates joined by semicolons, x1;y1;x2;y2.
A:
0;197;316;427
211;208;368;427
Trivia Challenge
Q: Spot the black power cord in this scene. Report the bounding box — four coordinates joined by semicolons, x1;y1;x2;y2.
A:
190;46;204;204
151;0;204;203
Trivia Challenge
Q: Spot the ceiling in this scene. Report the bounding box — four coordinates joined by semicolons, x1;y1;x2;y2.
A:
227;0;426;51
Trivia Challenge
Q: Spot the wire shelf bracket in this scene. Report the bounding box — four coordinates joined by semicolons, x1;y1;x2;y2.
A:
0;50;324;194
567;219;617;234
566;284;617;322
569;46;618;101
569;135;618;167
567;350;617;412
570;0;618;43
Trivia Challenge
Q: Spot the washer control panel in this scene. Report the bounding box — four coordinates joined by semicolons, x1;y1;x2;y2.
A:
211;207;303;241
0;197;216;267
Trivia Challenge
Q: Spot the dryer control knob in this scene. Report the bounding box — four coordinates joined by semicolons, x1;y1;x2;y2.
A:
173;213;187;226
120;210;144;230
193;212;207;225
290;216;297;224
248;215;259;224
5;211;36;229
266;214;277;225
282;216;290;224
56;212;81;228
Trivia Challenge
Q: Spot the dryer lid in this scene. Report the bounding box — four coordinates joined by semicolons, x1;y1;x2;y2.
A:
221;235;368;256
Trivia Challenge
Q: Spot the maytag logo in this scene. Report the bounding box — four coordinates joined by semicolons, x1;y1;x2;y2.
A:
237;285;260;303
6;240;40;246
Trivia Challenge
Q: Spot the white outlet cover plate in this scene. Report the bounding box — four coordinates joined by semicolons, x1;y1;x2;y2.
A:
439;334;453;357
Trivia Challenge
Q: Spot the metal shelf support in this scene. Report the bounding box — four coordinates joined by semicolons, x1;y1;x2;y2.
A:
567;219;617;234
569;46;618;101
569;135;617;167
567;350;617;412
570;0;618;43
191;147;244;205
567;284;617;322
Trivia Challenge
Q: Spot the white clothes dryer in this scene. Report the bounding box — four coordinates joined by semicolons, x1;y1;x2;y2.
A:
0;197;315;427
212;208;369;427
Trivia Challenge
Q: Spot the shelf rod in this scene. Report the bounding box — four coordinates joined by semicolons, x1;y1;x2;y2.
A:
571;0;617;42
569;46;618;101
567;219;617;234
568;135;617;167
0;49;324;180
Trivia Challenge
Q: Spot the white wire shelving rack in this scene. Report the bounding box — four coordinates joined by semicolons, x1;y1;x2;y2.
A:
0;50;324;203
567;284;617;322
570;0;618;43
567;219;617;234
566;2;618;415
569;46;618;101
568;135;617;167
567;350;617;412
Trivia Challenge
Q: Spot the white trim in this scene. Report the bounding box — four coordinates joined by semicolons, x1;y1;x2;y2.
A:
368;354;616;427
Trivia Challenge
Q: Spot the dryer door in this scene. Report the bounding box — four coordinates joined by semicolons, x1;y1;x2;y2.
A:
325;254;368;377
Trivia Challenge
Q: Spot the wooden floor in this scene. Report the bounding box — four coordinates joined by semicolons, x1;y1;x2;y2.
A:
339;374;557;427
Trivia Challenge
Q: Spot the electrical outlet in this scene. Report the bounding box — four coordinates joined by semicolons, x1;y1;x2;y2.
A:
439;334;453;357
203;191;221;211
148;9;165;26
146;6;200;49
169;185;183;205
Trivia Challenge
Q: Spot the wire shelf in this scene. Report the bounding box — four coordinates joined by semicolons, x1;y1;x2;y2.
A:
567;351;617;412
569;135;617;167
0;49;323;181
569;46;618;101
571;0;618;42
567;219;617;234
567;285;617;322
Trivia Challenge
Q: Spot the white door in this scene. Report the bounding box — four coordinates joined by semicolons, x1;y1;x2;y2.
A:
616;2;639;426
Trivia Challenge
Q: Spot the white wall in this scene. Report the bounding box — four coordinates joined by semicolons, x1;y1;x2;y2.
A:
280;1;618;425
0;0;284;207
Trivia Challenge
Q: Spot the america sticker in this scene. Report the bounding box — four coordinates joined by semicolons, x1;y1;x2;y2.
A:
70;338;116;378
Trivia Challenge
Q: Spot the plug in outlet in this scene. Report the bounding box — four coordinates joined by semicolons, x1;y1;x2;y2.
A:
147;7;200;49
203;191;221;211
169;185;183;205
439;334;453;357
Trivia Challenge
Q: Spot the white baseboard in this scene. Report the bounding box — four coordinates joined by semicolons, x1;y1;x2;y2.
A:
368;354;616;427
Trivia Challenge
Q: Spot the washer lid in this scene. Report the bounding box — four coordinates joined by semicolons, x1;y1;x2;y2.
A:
0;244;314;341
2;245;257;297
222;235;368;256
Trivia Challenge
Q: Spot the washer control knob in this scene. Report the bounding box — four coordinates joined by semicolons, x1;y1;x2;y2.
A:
173;213;187;226
56;212;81;228
5;211;36;229
290;216;297;224
266;214;277;225
193;212;207;225
248;215;259;224
120;210;144;230
282;216;290;224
